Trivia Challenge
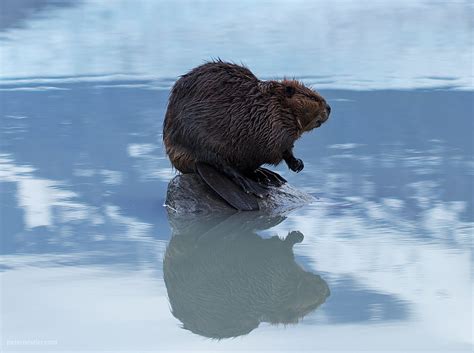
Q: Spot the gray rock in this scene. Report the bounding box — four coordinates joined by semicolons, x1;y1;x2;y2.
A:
164;173;316;216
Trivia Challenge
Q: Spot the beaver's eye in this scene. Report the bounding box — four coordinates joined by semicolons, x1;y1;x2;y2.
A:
285;86;295;98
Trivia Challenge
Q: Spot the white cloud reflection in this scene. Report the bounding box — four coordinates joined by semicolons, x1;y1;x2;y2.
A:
0;154;86;229
269;197;472;347
0;154;155;244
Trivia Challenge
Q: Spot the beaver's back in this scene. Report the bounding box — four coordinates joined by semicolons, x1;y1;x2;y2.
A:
164;62;291;173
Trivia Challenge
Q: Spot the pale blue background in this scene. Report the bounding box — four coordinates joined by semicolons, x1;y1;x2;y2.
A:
0;0;472;352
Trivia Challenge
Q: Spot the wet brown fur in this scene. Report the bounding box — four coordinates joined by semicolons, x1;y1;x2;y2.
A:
163;60;330;174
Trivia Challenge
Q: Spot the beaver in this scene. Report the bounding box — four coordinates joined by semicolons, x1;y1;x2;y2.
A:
163;60;330;210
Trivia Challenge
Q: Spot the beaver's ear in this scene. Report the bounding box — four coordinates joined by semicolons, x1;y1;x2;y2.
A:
284;85;296;98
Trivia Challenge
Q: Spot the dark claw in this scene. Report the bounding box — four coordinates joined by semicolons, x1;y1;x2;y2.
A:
259;167;287;186
296;159;304;172
289;158;304;173
253;169;271;185
247;167;287;187
235;175;268;198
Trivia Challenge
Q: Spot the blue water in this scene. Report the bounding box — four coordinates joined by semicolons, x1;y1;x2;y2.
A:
0;1;472;352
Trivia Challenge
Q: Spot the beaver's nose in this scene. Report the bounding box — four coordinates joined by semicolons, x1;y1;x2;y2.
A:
326;103;331;116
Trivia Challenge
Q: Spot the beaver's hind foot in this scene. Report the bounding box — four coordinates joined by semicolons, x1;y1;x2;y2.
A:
222;166;269;198
247;167;287;187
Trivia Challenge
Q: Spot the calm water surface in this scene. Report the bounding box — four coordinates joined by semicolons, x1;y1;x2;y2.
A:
0;1;472;352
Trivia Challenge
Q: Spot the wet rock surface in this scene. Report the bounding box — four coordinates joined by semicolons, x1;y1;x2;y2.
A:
165;173;316;215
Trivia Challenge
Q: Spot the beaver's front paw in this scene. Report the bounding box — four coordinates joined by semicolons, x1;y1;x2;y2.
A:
288;158;304;173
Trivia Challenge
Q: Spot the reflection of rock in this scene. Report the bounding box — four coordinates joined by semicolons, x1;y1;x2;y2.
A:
165;173;315;215
163;211;330;339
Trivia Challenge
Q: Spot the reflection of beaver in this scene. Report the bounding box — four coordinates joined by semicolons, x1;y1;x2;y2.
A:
163;60;330;210
163;212;330;339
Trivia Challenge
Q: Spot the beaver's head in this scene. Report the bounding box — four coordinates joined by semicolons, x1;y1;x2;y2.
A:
261;79;331;133
282;79;330;132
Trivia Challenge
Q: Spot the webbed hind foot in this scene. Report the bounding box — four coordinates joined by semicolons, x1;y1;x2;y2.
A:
247;167;287;187
222;166;269;198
